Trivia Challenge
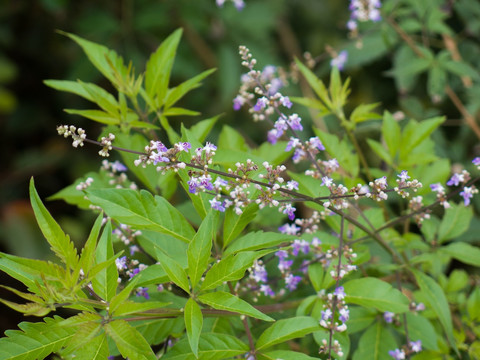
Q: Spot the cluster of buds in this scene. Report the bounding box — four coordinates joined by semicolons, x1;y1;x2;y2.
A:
134;140;191;172
394;170;422;198
113;223;142;248
408;196;431;226
430;183;449;209
305;158;340;178
365;176;388;201
101;160;138;189
57;125;86;148
329;245;357;281
294;210;325;234
319;286;349;334
76;177;94;191
286;136;325;163
347;0;382;33
321;177;350;209
318;338;344;358
98;133;115;157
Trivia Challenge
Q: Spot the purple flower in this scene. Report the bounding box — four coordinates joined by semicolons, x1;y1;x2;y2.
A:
278;223;300;235
188;178;199;194
388;349;405;360
321;308;332;321
152;141;168;153
111;161;127;172
232;0;245;11
115;256;128;271
275;250;289;260
233;96;244;110
252;263;268;283
330;50;348;71
253;97;269;112
129;268;141;279
446;173;464;186
287;114;303;131
260;284;275;297
269;78;283;95
285;274;302;290
430;183;444;192
397;170;410;182
280;96;292;109
339;308;349;323
285;137;301;152
309;136;325;151
286;180;299;190
282;204;296;220
157;284;164;292
334;286;346;300
267;129;280;144
383;311;394;323
176;142;191;152
274;118;288;134
473;157;480;166
136;287;149;300
292;239;310;256
410;340;422;353
151;152;170;165
210;198;226;212
292;148;305;162
278;259;293;272
321;176;333;187
460;186;474;206
203;142;217;154
129;245;139;255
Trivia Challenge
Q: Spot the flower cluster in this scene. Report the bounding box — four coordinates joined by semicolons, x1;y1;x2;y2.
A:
319;286;348;356
347;0;382;32
216;0;245;11
394;170;422;198
57;125;86;148
134;140;191;172
101;160;138;189
388;340;422;359
98;133;115;157
286;136;325;163
408;196;430;226
446;166;478;206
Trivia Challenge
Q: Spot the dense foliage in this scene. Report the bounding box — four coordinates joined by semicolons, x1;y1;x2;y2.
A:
1;0;480;359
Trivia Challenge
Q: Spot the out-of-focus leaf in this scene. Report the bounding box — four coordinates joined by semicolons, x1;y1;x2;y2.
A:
440;242;480;266
64;109;120;125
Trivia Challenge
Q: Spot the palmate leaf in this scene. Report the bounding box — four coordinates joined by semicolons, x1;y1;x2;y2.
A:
87;188;196;243
162;333;249;360
0;316;75;360
29;178;78;270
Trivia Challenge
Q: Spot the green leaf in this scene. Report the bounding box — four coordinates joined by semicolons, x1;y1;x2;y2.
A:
442;60;480;80
201;250;274;291
343;278;410;313
347;306;376;334
198;291;273;322
255;316;320;350
352;322;397;360
163;107;200;116
223;203;258;248
145;29;182;103
467;287;480;321
0;316;75;360
400;117;445;161
440;242;480;267
44;79;95;102
402;313;439;351
185;298;203;357
109;277;139;314
411;269;458;354
188;210;218;288
350;103;382;123
162;333;248;360
0;252;64;292
295;59;332;110
156;250;190;294
189;116;220;143
64;109;120;125
70;333;108;360
113;300;170;316
165;68;216;109
308;263;324;293
60;312;103;357
218;125;249;152
367;139;393;165
134;264;168;287
437;203;473;243
90;221;118;302
224;231;295;256
79;214;103;278
427;65;447;100
87;188;196;243
29;178;78;269
105;320;157;360
62;32;126;85
78;80;119;115
382;111;401;159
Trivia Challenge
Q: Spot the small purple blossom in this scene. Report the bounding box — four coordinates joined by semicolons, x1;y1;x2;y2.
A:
253;97;269;111
278;259;293;272
308;136;325;151
430;182;444;192
129;268;141;279
210;198;226;212
111;161;127;172
157;284;164;292
330;50;348;71
278;223;300;235
287;114;303;131
446;173;464;186
339;308;349;323
388;349;405;360
286;180;299;190
252;263;268;283
129;245;139;255
267;129;280;144
321;176;333;187
260;284;275;297
136;287;149;300
280;96;292;109
473;157;480;167
383;311;394;323
204;142;217;154
233;95;245;110
334;286;346;300
176;142;192;152
115;256;128;271
292;239;310;256
282;204;296;220
397;170;410;182
275;250;289;260
460;186;473;206
152;141;168;153
321;308;332;321
285;137;301;152
285;274;302;290
410;340;422;353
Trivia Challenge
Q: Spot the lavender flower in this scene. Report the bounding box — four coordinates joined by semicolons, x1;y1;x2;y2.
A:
278;223;300;235
383;311;394;323
334;286;346;300
330;50;348;71
460;186;474;206
388;349;405;360
447;173;464;186
210;198;226;212
259;284;275;297
410;340;422;353
285;274;302;290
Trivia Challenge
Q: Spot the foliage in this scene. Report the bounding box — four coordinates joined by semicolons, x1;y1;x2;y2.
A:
1;1;480;360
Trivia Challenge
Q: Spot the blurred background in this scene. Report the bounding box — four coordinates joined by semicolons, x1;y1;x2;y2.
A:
0;0;478;334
